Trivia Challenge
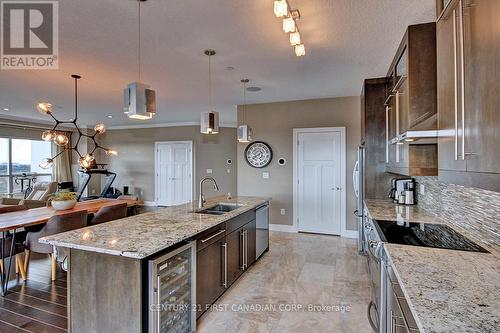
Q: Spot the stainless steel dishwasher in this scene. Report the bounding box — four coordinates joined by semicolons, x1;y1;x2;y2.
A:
255;203;269;259
148;241;196;333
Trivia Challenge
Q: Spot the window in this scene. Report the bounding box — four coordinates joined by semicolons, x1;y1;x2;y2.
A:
0;138;53;198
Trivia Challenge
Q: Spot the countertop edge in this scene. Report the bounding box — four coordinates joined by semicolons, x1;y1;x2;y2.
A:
40;197;270;259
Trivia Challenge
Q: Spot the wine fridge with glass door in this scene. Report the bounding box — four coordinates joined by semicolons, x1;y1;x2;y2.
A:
148;241;196;333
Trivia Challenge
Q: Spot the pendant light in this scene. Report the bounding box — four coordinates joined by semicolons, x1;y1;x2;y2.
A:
238;79;253;143
200;49;219;134
124;0;156;120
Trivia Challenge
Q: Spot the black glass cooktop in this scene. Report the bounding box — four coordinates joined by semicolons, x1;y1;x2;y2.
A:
374;220;489;253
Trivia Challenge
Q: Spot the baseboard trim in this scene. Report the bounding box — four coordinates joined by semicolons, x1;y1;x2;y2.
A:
269;224;298;233
142;201;158;207
341;230;358;239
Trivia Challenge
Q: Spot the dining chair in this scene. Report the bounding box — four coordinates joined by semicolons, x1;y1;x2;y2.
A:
24;210;88;281
88;203;128;226
0;204;28;279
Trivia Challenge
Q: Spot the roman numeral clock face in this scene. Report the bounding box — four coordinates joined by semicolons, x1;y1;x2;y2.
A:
245;141;273;168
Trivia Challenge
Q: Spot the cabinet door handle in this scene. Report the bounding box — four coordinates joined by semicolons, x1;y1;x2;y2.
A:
458;0;466;161
240;231;245;270
221;242;227;288
244;230;248;269
200;229;226;243
453;8;459;161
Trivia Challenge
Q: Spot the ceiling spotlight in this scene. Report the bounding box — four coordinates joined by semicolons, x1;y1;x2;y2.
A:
42;130;56;142
107;115;113;119
290;31;301;46
274;0;288;18
295;44;306;57
283;17;296;33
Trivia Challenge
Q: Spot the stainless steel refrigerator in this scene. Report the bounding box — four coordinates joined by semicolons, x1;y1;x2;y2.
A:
353;145;366;255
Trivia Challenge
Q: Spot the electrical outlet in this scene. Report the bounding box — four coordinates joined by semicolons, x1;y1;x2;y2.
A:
262;172;269;179
419;184;425;195
206;169;213;174
280;209;286;215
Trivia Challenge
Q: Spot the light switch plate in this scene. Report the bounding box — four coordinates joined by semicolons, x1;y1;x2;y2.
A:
419;184;425;195
262;172;269;179
206;169;213;174
280;209;286;215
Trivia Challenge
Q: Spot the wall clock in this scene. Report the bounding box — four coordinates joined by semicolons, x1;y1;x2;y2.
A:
245;141;273;168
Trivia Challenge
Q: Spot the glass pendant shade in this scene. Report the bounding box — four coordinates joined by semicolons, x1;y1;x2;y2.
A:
94;123;106;134
42;130;56;142
290;31;301;46
274;0;288;17
283;17;296;33
106;149;118;156
36;102;53;115
200;111;219;134
295;44;306;57
79;157;92;169
39;158;53;169
83;153;94;163
237;125;253;143
54;134;69;146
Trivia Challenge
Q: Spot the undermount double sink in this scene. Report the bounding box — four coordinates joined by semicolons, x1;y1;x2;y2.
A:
195;203;243;215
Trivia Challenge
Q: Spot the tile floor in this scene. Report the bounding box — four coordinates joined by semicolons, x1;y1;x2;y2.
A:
198;231;373;333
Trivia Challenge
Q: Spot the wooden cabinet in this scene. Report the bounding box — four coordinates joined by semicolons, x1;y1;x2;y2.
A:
196;233;226;318
226;219;257;287
385;22;438;177
195;212;258;319
436;0;500;191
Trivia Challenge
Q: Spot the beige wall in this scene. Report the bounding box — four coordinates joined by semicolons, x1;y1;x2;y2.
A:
237;97;361;231
100;126;237;202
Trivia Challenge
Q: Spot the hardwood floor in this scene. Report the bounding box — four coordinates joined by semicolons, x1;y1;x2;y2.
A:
0;253;67;333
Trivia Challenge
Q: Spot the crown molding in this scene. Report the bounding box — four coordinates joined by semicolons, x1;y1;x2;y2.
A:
107;121;237;130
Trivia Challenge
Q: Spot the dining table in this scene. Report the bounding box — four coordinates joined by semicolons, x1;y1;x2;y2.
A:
0;198;141;296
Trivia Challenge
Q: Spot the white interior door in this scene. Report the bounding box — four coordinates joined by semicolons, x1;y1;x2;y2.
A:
155;142;193;206
297;130;343;235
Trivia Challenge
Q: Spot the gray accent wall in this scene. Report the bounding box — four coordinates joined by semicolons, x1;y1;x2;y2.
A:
100;126;237;203
237;97;361;231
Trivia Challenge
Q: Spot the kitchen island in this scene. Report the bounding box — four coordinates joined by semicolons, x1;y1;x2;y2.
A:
40;196;269;333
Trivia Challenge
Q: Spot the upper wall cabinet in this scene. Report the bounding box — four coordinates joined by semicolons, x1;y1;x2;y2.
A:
385;23;438;176
436;0;500;191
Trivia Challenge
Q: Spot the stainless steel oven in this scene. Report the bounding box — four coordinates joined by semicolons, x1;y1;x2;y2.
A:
364;214;384;332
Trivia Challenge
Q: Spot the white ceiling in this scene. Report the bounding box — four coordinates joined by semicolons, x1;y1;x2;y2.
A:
0;0;435;127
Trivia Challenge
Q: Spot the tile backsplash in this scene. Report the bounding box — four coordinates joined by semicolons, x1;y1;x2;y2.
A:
415;176;500;251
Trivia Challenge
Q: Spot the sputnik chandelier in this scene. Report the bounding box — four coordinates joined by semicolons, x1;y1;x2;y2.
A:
273;0;306;57
36;75;117;170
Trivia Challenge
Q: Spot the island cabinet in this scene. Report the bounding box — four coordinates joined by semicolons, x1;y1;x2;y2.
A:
436;0;500;191
195;210;257;319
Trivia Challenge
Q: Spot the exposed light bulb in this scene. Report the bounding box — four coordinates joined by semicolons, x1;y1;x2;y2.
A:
283;17;296;33
274;0;288;17
36;102;53;115
290;31;301;46
79;157;92;169
42;130;56;142
295;44;306;57
94;123;106;134
105;149;118;156
54;133;69;146
39;158;53;169
83;153;94;162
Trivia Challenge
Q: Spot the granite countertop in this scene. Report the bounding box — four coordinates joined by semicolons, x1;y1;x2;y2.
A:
364;199;500;333
40;196;269;259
